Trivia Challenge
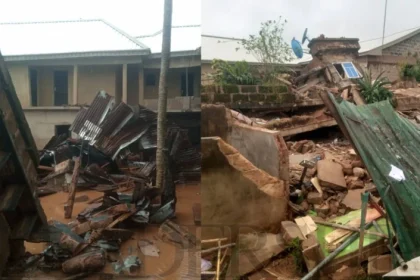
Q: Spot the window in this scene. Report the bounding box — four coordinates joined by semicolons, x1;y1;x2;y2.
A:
333;62;361;79
146;73;156;86
342;62;361;78
181;72;194;97
53;70;68;106
30;69;38;106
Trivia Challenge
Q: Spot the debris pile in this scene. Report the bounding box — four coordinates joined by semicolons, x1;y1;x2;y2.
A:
287;138;381;220
9;91;201;277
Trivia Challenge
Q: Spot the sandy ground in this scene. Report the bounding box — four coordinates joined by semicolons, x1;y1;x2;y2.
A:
20;184;201;279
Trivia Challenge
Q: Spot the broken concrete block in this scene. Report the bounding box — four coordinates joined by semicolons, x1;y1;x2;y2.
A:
351;159;364;168
317;160;347;190
302;233;318;250
368;254;392;276
340;162;353;175
348;179;364;190
331;265;365;280
281;221;304;243
342;189;365;210
307;192;323;204
353;167;365;178
329;200;339;215
314;204;330;215
302;239;324;275
300;200;309;211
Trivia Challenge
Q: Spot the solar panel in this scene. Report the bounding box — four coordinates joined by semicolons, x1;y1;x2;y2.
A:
342;62;360;79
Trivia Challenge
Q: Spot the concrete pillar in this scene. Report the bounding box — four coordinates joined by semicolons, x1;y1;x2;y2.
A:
122;64;127;103
138;65;145;105
72;65;78;105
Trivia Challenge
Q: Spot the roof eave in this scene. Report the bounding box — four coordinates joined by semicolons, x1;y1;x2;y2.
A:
3;49;151;62
149;49;201;59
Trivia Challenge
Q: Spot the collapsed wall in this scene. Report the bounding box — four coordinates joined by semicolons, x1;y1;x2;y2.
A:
201;104;290;240
201;104;289;181
201;137;289;240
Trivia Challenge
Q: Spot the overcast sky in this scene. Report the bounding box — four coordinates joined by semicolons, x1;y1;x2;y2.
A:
0;0;200;36
202;0;420;45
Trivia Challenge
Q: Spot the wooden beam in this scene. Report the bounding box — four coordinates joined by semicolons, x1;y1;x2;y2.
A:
64;157;81;219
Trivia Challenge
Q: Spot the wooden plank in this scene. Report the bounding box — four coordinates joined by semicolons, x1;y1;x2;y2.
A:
325;208;381;244
10;214;38;239
0;184;25;211
64;157;81;219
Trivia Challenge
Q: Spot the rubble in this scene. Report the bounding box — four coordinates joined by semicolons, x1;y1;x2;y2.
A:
281;221;305;243
317;160;347;190
368;254;392;276
4;92;200;278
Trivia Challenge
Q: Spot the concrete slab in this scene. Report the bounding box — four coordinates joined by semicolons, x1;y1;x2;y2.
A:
281;221;305;244
317;160;347;190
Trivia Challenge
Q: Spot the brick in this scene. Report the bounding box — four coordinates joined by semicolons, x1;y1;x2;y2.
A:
280;221;304;244
342;189;365;210
340;162;353;175
317;160;347;190
368;254;392;276
332;265;365;280
348;179;364;190
314;204;330;215
307;192;323;204
353;167;365;178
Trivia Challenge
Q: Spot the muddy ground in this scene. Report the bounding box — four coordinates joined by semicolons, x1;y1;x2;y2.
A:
18;185;201;279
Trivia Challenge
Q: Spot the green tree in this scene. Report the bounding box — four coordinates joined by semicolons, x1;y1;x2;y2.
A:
240;17;293;83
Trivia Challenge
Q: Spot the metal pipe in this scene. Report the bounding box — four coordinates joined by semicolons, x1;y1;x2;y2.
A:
314;220;387;238
301;222;373;280
372;220;407;270
358;192;370;263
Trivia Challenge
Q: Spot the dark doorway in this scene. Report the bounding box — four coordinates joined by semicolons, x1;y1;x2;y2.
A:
181;71;194;96
29;69;38;106
55;125;70;137
54;70;68;106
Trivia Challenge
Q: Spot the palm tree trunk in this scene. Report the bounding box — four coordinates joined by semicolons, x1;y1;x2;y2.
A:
156;0;173;191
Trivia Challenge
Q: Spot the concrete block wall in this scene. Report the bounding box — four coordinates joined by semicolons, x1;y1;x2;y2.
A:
383;33;420;57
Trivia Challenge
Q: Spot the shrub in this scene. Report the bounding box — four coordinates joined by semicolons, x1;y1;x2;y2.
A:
357;71;393;104
208;59;260;85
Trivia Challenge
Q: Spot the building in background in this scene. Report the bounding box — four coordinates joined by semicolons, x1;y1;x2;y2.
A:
0;20;201;148
357;28;420;82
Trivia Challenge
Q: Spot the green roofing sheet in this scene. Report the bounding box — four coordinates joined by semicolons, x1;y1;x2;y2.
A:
326;94;420;260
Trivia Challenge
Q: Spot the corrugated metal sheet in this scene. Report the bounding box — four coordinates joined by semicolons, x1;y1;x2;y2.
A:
322;92;420;260
0;19;148;57
70;91;115;144
137;25;201;53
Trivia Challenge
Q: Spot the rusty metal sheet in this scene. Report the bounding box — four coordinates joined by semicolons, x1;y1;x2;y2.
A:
70;91;115;142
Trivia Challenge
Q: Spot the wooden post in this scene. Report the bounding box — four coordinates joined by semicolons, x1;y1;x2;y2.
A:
72;65;78;105
122;64;127;103
64;157;81;219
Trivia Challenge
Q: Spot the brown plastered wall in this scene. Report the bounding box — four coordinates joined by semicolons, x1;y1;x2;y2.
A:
78;65;117;104
201;137;289;241
201;104;289;181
